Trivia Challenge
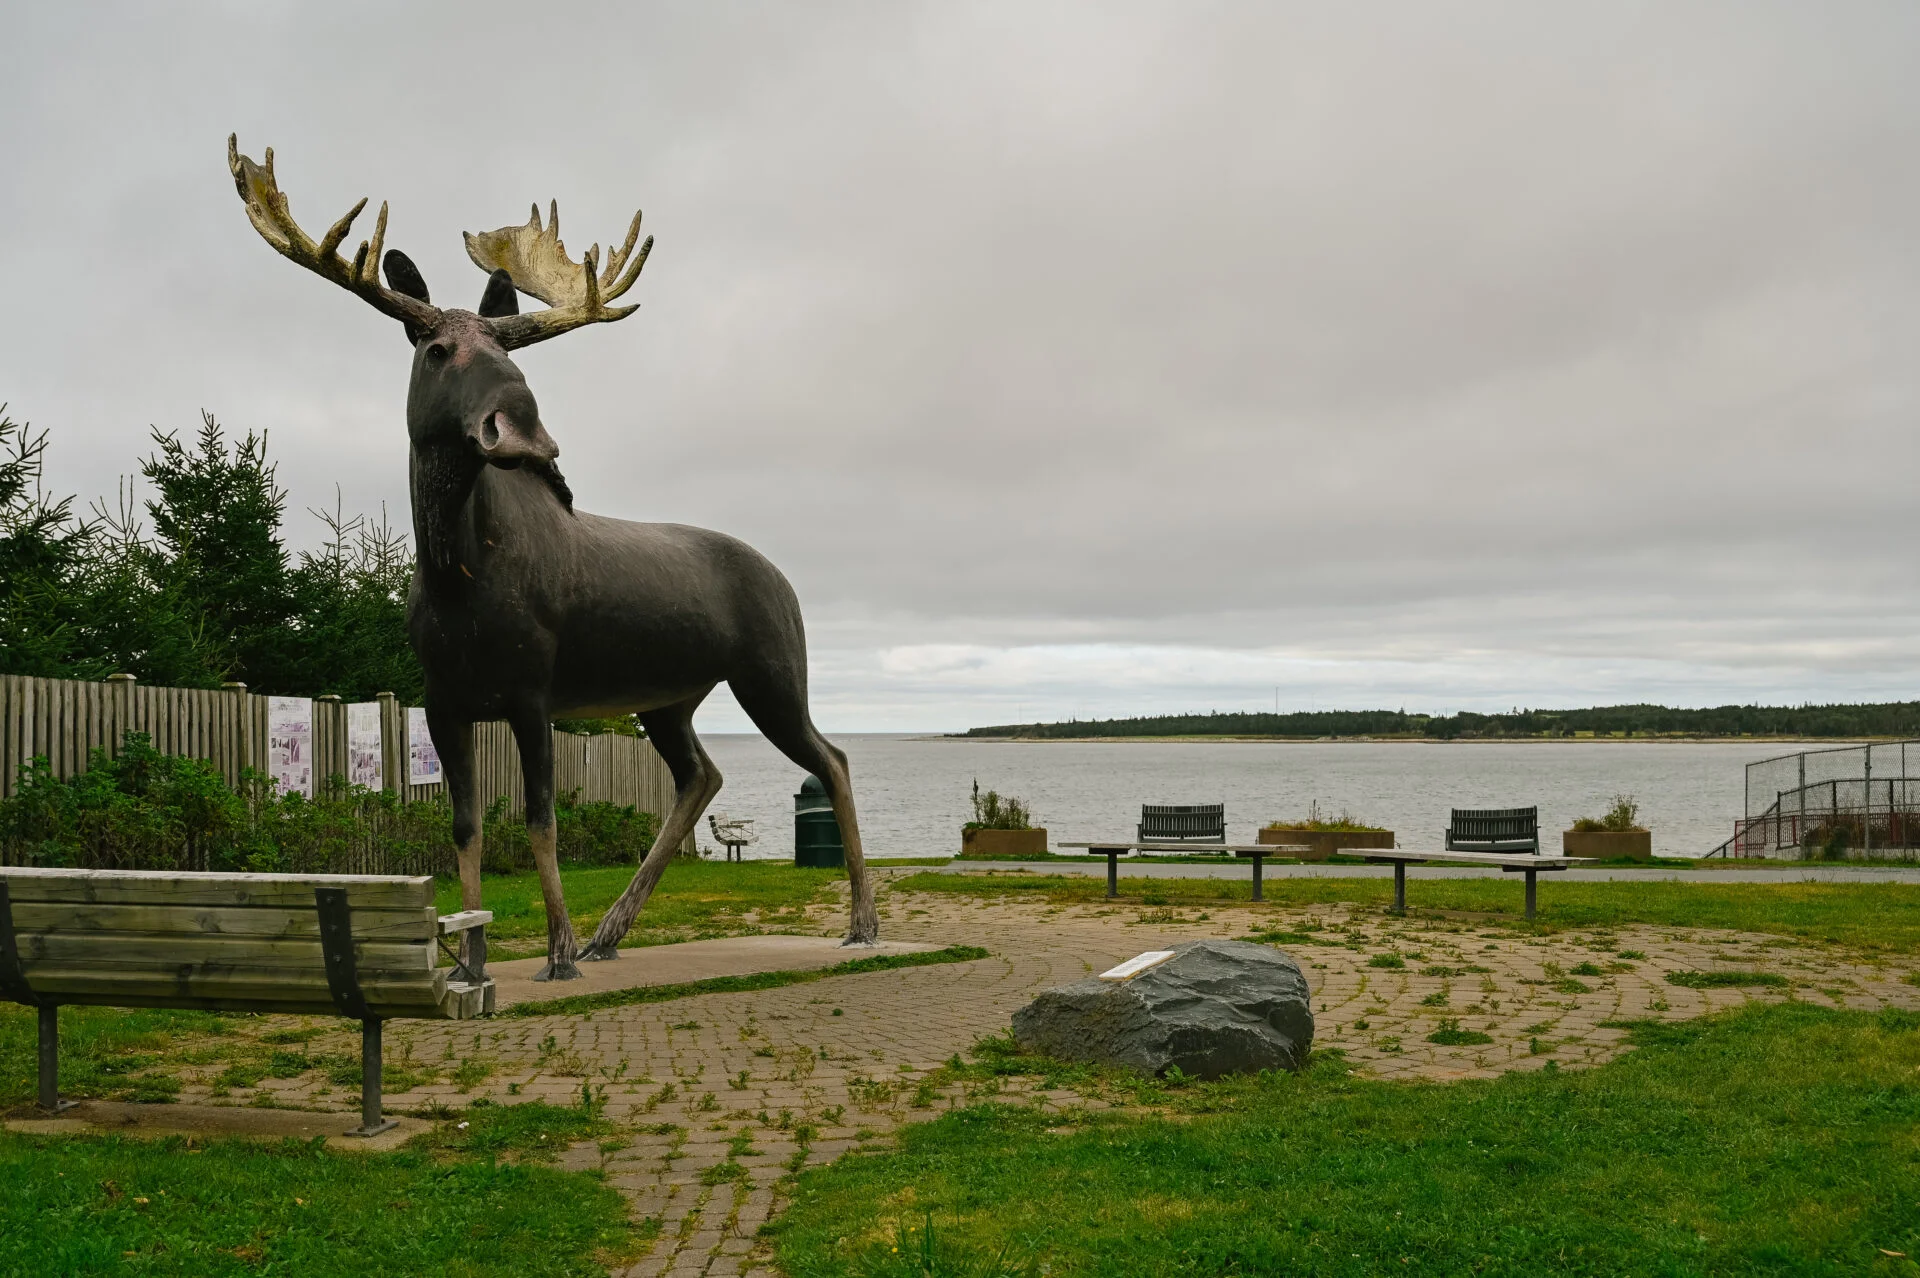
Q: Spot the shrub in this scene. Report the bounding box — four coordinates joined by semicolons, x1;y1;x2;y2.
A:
963;779;1032;831
1264;800;1383;833
0;731;657;876
1571;794;1645;833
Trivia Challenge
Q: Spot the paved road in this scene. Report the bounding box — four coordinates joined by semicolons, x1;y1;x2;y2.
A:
933;860;1920;884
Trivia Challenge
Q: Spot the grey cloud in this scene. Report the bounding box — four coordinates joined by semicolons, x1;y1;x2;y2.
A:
2;2;1917;730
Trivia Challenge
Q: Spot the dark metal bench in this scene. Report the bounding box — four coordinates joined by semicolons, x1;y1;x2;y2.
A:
1447;807;1540;854
1138;804;1225;844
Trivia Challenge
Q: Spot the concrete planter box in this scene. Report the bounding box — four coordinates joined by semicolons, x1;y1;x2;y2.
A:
1259;827;1394;862
1563;829;1652;860
959;827;1048;858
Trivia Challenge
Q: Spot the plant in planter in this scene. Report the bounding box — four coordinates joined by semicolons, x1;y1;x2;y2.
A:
1260;801;1393;862
959;780;1047;858
1564;794;1652;860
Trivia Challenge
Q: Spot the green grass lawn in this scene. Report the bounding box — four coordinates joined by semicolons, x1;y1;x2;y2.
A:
441;858;847;954
772;1001;1920;1276
898;871;1920;953
0;1100;640;1277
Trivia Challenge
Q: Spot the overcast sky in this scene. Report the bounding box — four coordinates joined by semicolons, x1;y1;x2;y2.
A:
4;3;1918;731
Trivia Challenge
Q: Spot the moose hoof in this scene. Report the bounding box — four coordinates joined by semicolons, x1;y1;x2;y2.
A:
579;943;621;962
532;959;583;982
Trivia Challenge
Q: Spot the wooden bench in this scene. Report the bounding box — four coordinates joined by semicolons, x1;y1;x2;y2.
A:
1058;842;1309;901
1138;804;1226;844
0;867;494;1137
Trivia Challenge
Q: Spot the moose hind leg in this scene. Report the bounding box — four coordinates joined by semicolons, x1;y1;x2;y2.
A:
734;680;878;945
511;706;580;981
581;699;723;960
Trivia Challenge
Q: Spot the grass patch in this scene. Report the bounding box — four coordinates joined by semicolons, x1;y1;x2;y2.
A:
0;1006;228;1107
1425;1019;1494;1046
897;872;1920;953
773;1002;1920;1275
1665;969;1790;989
440;858;845;954
1241;930;1319;946
406;1096;611;1163
0;1116;638;1276
503;946;991;1018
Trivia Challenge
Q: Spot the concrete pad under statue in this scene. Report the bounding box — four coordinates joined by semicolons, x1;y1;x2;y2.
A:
5;1101;428;1152
487;934;945;1010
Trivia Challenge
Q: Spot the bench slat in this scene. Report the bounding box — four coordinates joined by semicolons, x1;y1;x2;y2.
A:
9;902;438;943
16;932;432;975
435;910;493;935
1;870;431;910
21;965;448;1011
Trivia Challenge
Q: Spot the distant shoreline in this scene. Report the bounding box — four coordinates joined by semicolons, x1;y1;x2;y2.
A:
941;734;1894;745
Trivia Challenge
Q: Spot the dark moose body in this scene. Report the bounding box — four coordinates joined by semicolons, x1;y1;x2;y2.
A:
231;136;878;980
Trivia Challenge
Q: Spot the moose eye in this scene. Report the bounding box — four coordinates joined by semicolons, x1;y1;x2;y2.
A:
426;343;449;362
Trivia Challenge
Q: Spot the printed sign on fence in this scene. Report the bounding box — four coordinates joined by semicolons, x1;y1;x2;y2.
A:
407;706;442;786
266;696;313;798
347;701;382;791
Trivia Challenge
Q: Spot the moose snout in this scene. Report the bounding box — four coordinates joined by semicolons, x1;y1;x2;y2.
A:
468;407;559;467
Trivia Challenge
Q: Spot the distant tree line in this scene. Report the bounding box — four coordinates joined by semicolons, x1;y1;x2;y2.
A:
962;703;1920;741
0;407;420;702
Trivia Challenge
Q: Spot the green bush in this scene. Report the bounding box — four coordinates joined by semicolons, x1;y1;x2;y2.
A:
1264;800;1384;833
1571;794;1644;833
0;732;656;876
964;779;1033;831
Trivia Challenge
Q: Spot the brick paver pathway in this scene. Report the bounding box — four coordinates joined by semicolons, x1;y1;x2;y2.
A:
160;879;1920;1276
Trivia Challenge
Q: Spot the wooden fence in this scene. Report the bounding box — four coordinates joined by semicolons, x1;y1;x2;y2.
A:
0;673;690;853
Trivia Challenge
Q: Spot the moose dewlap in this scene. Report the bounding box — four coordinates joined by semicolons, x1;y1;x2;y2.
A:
1012;939;1314;1079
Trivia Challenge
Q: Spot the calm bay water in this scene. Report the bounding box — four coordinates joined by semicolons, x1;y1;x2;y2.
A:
695;736;1803;861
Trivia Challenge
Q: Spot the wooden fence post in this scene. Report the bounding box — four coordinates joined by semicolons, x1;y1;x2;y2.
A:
222;682;250;790
376;692;403;801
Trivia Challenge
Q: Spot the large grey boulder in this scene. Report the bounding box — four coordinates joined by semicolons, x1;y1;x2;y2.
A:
1011;939;1313;1079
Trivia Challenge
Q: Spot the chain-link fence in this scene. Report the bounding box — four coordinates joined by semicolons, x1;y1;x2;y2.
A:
1712;741;1920;858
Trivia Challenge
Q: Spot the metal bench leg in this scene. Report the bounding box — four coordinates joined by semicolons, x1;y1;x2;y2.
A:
1525;869;1537;922
1251;853;1264;902
1392;861;1406;915
38;1005;74;1115
349;1018;398;1138
1106;852;1119;899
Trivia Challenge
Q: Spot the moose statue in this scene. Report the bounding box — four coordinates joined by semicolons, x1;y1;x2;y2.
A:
228;136;878;979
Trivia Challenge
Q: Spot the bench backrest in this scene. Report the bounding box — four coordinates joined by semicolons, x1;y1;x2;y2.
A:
1139;803;1226;843
1446;807;1539;853
0;867;481;1020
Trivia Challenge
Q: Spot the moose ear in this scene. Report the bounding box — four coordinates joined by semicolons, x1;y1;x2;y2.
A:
477;268;519;318
382;250;432;304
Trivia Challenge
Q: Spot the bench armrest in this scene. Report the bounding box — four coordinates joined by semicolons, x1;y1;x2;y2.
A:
437;910;493;936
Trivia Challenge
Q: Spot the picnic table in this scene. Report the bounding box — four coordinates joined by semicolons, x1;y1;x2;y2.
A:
1347;847;1590;920
1057;842;1310;901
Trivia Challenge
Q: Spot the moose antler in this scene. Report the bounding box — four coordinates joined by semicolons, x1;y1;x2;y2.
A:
227;134;440;334
464;202;652;350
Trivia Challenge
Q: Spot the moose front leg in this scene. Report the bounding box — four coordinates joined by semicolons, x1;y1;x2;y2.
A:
511;707;580;981
427;708;486;972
